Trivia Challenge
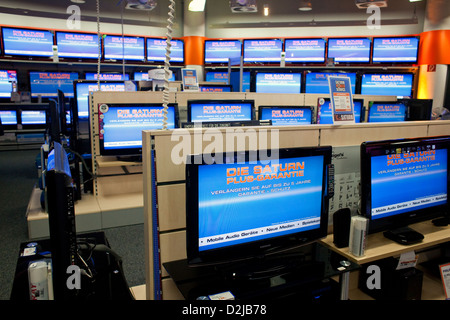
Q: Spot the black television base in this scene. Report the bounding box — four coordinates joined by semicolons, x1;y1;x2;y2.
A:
383;227;424;245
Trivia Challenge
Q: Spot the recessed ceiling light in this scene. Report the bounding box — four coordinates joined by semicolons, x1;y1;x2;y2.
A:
299;0;312;11
71;0;86;4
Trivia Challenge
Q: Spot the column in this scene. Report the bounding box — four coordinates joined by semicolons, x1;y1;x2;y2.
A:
183;1;206;81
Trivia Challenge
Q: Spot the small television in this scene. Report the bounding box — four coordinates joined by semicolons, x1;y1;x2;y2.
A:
255;72;301;94
186;146;333;266
305;72;356;94
243;39;283;63
2;27;54;58
327;38;371;63
187;100;255;123
284;38;326;63
0;70;18;98
258;106;313;125
0;109;18;129
199;84;232;93
55;31;99;59
18;104;49;129
98;103;179;157
316;98;363;124
367;102;406;122
360;136;450;244
204;39;242;64
85;73;129;81
372;37;419;64
104;35;145;61
361;73;413;97
29;72;79;98
146;38;184;63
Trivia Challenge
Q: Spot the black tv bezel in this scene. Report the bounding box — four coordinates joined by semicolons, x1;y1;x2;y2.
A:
185;146;332;266
284;38;327;64
367;101;408;123
17;103;50;129
326;37;372;64
103;34;146;62
372;36;420;65
146;37;185;64
203;39;243;65
360;136;450;234
55;30;100;61
28;70;79;98
257;105;314;125
187;99;256;123
243;38;283;64
98;102;180;157
360;72;415;97
1;26;54;59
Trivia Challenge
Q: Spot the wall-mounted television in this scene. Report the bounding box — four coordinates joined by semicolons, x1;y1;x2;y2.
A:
361;73;413;97
327;38;371;63
305;72;356;94
284;38;326;63
146;38;184;63
187;100;255;123
85;73;129;81
258;106;313;125
243;39;283;63
104;35;145;61
56;31;99;59
204;40;242;64
29;72;79;98
2;27;54;58
255;72;301;94
186;146;332;266
367;102;407;122
316;98;363;124
98;103;179;156
0;70;18;98
372;37;419;63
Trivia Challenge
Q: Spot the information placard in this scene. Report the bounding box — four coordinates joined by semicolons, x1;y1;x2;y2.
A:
327;76;355;124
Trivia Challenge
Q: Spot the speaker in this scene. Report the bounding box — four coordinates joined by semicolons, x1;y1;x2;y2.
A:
333;208;351;248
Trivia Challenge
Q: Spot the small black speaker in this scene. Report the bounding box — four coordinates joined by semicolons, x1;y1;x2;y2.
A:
333;208;351;248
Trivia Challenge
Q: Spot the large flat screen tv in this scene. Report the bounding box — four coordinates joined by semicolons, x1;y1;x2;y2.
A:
186;146;332;266
204;40;242;64
360;136;449;244
316;98;363;124
103;35;145;61
361;73;413;97
0;70;18;98
187;100;255;123
243;39;283;63
255;72;301;94
0;109;18;129
284;38;326;63
55;31;99;59
327;38;371;63
372;37;419;64
29;72;79;98
258;106;313;125
146;38;184;63
305;72;356;94
2;27;54;58
367;102;406;123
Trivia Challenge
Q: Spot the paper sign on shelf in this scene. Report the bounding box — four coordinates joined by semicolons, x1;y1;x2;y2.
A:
181;68;199;92
327;76;355;125
396;251;418;270
439;262;450;300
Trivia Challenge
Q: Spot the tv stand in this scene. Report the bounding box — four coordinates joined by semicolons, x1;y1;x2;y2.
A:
383;226;424;245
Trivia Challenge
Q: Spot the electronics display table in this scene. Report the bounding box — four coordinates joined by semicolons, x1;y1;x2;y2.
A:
163;242;359;301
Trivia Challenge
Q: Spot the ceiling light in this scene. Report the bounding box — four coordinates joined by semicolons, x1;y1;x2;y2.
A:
70;0;86;3
189;0;206;11
299;0;312;11
409;0;422;2
264;4;269;16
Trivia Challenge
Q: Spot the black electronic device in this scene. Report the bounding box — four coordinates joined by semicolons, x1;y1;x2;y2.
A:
333;208;351;248
400;98;433;121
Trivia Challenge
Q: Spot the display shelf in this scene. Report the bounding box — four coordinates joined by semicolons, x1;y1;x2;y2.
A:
95;156;143;168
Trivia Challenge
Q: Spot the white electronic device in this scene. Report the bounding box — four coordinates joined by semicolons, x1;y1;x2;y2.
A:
349;216;368;257
28;260;54;300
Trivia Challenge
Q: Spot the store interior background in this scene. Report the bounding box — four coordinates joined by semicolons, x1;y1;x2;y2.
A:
0;0;449;300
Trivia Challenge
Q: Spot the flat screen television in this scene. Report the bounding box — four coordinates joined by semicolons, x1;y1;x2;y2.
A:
284;38;326;63
19;106;49;129
0;70;18;98
98;103;179;157
55;31;99;59
304;72;356;94
85;73;129;81
2;27;54;58
199;84;232;93
134;71;175;81
187;100;255;123
29;72;79;98
205;71;251;93
372;37;419;64
243;39;283;63
327;38;371;63
258;106;313;125
185;146;332;266
0;109;18;129
360;136;450;244
104;35;145;61
316;98;363;124
361;73;413;97
204;40;242;64
367;102;406;122
255;72;301;94
146;38;184;63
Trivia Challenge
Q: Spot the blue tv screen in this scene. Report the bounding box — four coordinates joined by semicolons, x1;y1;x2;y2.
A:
284;38;326;63
361;74;413;97
368;102;406;122
188;100;254;123
2;27;54;57
259;106;312;125
204;40;242;64
147;38;184;63
199;85;231;93
85;73;129;81
29;72;79;98
205;71;251;92
327;38;371;63
104;35;145;61
243;39;282;63
21;110;46;125
372;37;419;63
0;110;17;125
0;70;17;98
133;72;175;81
317;99;362;124
56;32;99;59
256;73;301;94
305;72;356;94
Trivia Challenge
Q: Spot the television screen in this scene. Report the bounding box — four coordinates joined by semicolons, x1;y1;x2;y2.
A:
361;73;413;97
317;99;363;124
56;32;99;59
20;110;46;125
85;73;129;81
186;146;332;265
204;40;242;64
187;100;254;123
258;106;313;125
147;38;184;63
134;72;175;81
0;70;18;98
255;73;301;94
284;38;326;63
29;72;79;98
305;72;356;94
372;37;419;63
243;39;283;63
104;35;145;61
367;102;406;122
2;27;54;57
199;85;232;93
327;38;371;63
98;103;178;156
360;136;449;237
0;110;18;126
205;71;251;92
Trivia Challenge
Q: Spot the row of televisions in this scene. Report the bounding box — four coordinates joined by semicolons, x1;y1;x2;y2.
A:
0;26;420;65
0;98;433;157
